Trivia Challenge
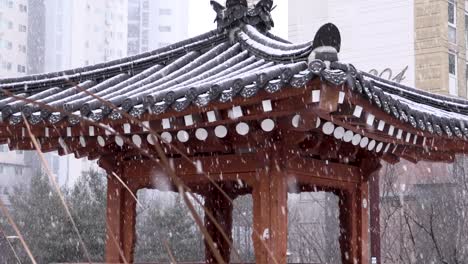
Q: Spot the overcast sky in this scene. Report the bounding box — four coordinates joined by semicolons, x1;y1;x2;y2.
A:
188;0;288;39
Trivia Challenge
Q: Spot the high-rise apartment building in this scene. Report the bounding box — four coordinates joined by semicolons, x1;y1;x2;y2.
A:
0;147;35;207
128;0;189;55
40;0;128;72
0;0;29;77
289;0;468;98
21;0;128;187
0;0;31;209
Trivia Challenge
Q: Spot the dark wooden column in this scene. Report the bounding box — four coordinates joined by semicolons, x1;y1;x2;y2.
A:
369;169;381;263
105;173;138;263
251;168;288;264
99;156;138;264
338;181;370;264
204;185;234;263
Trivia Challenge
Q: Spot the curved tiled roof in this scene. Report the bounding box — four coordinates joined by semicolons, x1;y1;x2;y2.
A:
1;18;468;145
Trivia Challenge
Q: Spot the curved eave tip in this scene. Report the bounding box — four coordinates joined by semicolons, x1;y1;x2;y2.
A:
312;23;341;52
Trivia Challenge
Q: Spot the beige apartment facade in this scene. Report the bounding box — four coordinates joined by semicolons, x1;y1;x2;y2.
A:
289;0;468;98
415;0;468;97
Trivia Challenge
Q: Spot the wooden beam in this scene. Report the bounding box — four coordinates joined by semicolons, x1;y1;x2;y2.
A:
12;84;318;140
285;155;363;184
318;84;341;113
104;154;262;190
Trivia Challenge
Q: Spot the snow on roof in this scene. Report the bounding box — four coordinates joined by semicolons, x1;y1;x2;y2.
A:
0;3;467;145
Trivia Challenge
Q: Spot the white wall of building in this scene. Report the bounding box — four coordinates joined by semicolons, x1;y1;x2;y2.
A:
149;0;189;49
128;0;189;56
44;0;128;72
0;0;28;77
289;0;415;86
45;153;98;188
0;146;34;206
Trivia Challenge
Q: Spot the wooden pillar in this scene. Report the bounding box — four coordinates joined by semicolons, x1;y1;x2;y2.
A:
369;170;381;264
204;186;234;263
251;169;288;264
338;181;369;264
106;174;137;263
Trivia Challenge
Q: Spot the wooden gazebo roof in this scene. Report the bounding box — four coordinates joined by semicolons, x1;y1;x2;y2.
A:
0;11;466;163
2;1;467;263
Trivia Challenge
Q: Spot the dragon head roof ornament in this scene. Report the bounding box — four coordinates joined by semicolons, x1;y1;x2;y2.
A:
209;0;341;64
210;0;276;32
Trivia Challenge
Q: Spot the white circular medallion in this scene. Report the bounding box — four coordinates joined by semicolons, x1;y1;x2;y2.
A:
261;119;275;132
322;122;335;135
351;134;362;146
215;125;228;138
195;128;208;141
132;134;142;147
367;140;376;151
115;136;124;147
147;134;156;145
177;130;190;143
375;142;383;153
315;118;321;128
359;137;369;148
236;122;250;136
161;132;173;143
97;136;106;147
291;114;301;128
333;126;345;139
343;130;354;142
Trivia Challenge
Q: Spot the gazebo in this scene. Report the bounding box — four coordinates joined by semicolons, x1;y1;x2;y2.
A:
1;0;467;263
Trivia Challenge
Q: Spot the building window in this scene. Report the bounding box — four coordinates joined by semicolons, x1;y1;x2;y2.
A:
53;156;59;175
17;65;26;73
14;167;23;176
449;0;456;25
142;12;149;26
449;0;457;44
142;0;149;9
449;53;457;75
3;61;12;70
19;4;27;12
18;24;27;32
5;41;12;50
18;44;26;53
449;25;457;43
159;8;172;15
466;63;468;92
158;25;171;32
465;13;468;46
0;166;3;174
449;52;458;96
